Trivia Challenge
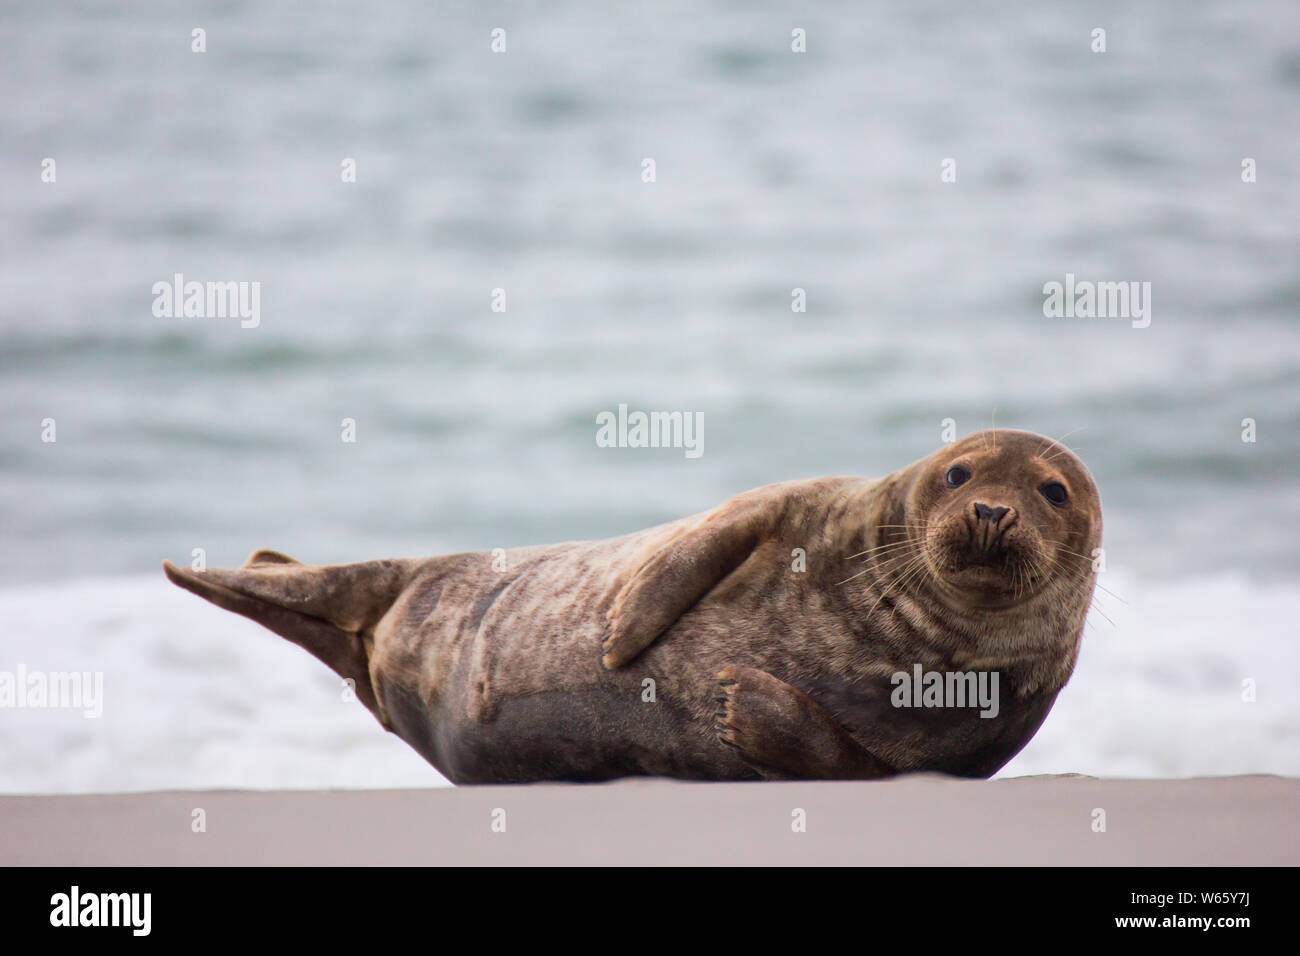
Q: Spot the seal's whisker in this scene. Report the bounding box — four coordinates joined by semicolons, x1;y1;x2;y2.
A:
839;542;923;585
1053;545;1092;559
1038;426;1088;459
863;546;925;606
836;566;876;586
1043;441;1084;463
863;532;924;544
848;540;921;561
867;548;925;577
1018;559;1036;602
1042;553;1121;623
1086;594;1116;628
886;557;933;627
1051;546;1100;568
1051;548;1126;605
859;551;927;623
1094;583;1125;604
846;528;923;548
844;532;924;558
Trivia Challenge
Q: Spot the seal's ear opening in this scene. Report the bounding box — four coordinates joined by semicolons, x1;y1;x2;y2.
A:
162;553;415;721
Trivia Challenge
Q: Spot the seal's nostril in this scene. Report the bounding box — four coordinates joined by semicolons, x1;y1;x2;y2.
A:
974;503;1010;524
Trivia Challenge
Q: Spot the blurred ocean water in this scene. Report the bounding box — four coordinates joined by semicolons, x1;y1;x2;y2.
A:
1;2;1298;790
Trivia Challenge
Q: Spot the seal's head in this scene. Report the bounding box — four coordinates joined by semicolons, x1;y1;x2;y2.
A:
901;429;1102;608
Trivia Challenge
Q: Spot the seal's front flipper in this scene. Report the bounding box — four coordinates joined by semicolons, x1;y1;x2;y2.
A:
714;665;894;780
162;552;416;721
601;492;777;669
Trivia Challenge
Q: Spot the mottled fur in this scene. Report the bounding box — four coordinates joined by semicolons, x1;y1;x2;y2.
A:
164;429;1101;783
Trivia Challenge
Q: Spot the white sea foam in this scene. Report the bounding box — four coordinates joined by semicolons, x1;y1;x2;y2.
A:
1000;569;1300;779
0;574;443;793
0;569;1295;793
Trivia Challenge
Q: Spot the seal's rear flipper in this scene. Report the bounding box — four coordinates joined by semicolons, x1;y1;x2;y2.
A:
244;548;302;566
162;552;416;722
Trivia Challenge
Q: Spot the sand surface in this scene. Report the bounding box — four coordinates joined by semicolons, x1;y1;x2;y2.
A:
3;774;1296;866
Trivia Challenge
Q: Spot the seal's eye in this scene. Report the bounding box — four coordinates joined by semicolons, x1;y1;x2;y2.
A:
1039;481;1069;506
945;465;971;488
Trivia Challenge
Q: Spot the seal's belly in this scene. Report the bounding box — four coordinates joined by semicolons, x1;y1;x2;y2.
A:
428;681;760;783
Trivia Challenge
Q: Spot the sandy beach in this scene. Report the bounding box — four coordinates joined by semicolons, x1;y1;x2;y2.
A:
3;774;1295;866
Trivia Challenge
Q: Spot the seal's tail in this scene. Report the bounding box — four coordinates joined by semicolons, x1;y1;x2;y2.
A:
162;550;416;719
